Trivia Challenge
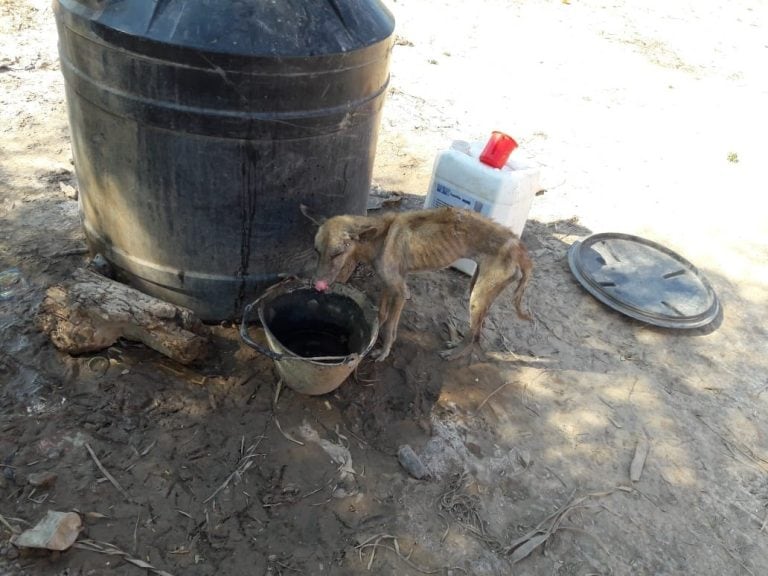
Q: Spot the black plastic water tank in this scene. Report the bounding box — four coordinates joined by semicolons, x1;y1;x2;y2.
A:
54;0;394;321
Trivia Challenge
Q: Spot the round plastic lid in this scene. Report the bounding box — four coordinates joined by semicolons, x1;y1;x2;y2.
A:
567;233;720;329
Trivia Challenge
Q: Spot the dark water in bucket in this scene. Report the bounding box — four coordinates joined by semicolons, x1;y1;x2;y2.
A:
264;290;370;362
276;326;351;358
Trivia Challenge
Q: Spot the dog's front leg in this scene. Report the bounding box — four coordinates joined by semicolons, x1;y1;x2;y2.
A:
371;290;392;360
372;287;406;362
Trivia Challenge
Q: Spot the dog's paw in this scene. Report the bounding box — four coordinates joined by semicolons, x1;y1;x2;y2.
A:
440;343;475;361
439;348;462;360
371;348;391;362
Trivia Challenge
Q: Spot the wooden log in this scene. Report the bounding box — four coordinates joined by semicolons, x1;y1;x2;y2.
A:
37;269;209;364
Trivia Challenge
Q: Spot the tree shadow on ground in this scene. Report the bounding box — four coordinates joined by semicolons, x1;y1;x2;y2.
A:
1;187;767;576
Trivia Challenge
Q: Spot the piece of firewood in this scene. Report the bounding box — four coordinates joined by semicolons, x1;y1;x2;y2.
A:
37;268;208;364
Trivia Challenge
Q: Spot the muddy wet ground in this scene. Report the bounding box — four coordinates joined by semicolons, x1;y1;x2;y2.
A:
2;1;768;575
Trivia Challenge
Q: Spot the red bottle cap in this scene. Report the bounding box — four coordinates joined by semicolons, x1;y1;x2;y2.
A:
479;131;518;168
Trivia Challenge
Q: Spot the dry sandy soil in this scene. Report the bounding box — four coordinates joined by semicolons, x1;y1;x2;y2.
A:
2;0;768;575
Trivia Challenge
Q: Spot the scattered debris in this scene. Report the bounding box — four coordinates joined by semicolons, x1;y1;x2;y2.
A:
298;421;360;499
37;268;209;364
630;434;650;482
74;538;175;576
58;181;78;200
367;188;403;211
83;511;110;522
275;418;304;446
696;415;768;475
299;421;356;479
86;355;110;376
85;443;133;502
266;553;302;575
356;533;446;574
27;471;57;488
438;472;498;548
0;512;21;535
10;510;82;551
475;380;513;413
0;268;26;300
88;253;114;278
203;437;265;504
39;168;73;185
504;488;625;564
397;445;430;479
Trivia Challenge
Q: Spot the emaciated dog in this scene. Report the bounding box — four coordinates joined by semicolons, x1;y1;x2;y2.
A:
301;205;532;361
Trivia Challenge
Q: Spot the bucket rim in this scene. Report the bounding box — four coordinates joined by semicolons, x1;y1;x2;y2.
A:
240;277;379;365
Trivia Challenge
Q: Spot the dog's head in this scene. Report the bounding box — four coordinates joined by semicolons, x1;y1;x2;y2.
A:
301;205;377;292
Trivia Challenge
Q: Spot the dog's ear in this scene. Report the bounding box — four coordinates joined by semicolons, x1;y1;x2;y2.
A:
299;204;327;227
352;226;380;242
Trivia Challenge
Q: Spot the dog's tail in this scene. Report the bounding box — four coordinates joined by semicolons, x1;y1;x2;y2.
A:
512;244;533;321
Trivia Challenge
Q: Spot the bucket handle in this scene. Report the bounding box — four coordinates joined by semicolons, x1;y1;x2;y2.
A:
239;277;301;361
240;300;283;360
239;277;360;365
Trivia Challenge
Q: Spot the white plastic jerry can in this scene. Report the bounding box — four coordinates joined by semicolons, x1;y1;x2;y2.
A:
423;134;540;276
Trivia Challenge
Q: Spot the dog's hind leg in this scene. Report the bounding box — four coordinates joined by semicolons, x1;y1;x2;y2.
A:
441;263;514;360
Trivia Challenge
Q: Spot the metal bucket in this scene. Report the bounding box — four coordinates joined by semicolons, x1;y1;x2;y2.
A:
240;279;379;395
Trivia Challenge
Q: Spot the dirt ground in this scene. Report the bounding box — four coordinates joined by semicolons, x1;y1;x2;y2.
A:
2;0;768;575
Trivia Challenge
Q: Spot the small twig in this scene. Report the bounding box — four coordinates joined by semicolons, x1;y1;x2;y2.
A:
355;534;446;574
203;437;264;504
606;414;623;429
438;512;451;543
523;403;541;417
475;381;513;413
85;443;133;502
717;542;756;576
598;396;615;410
0;512;20;535
628;377;638;401
505;488;621;563
545;467;568;489
300;483;331;500
630;433;650;482
342;426;369;447
27;491;49;505
53;247;89;257
438;472;500;548
74;539;175;576
697;416;768;474
274;378;284;407
727;500;767;529
689;527;756;576
133;509;140;553
275;418;304;446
